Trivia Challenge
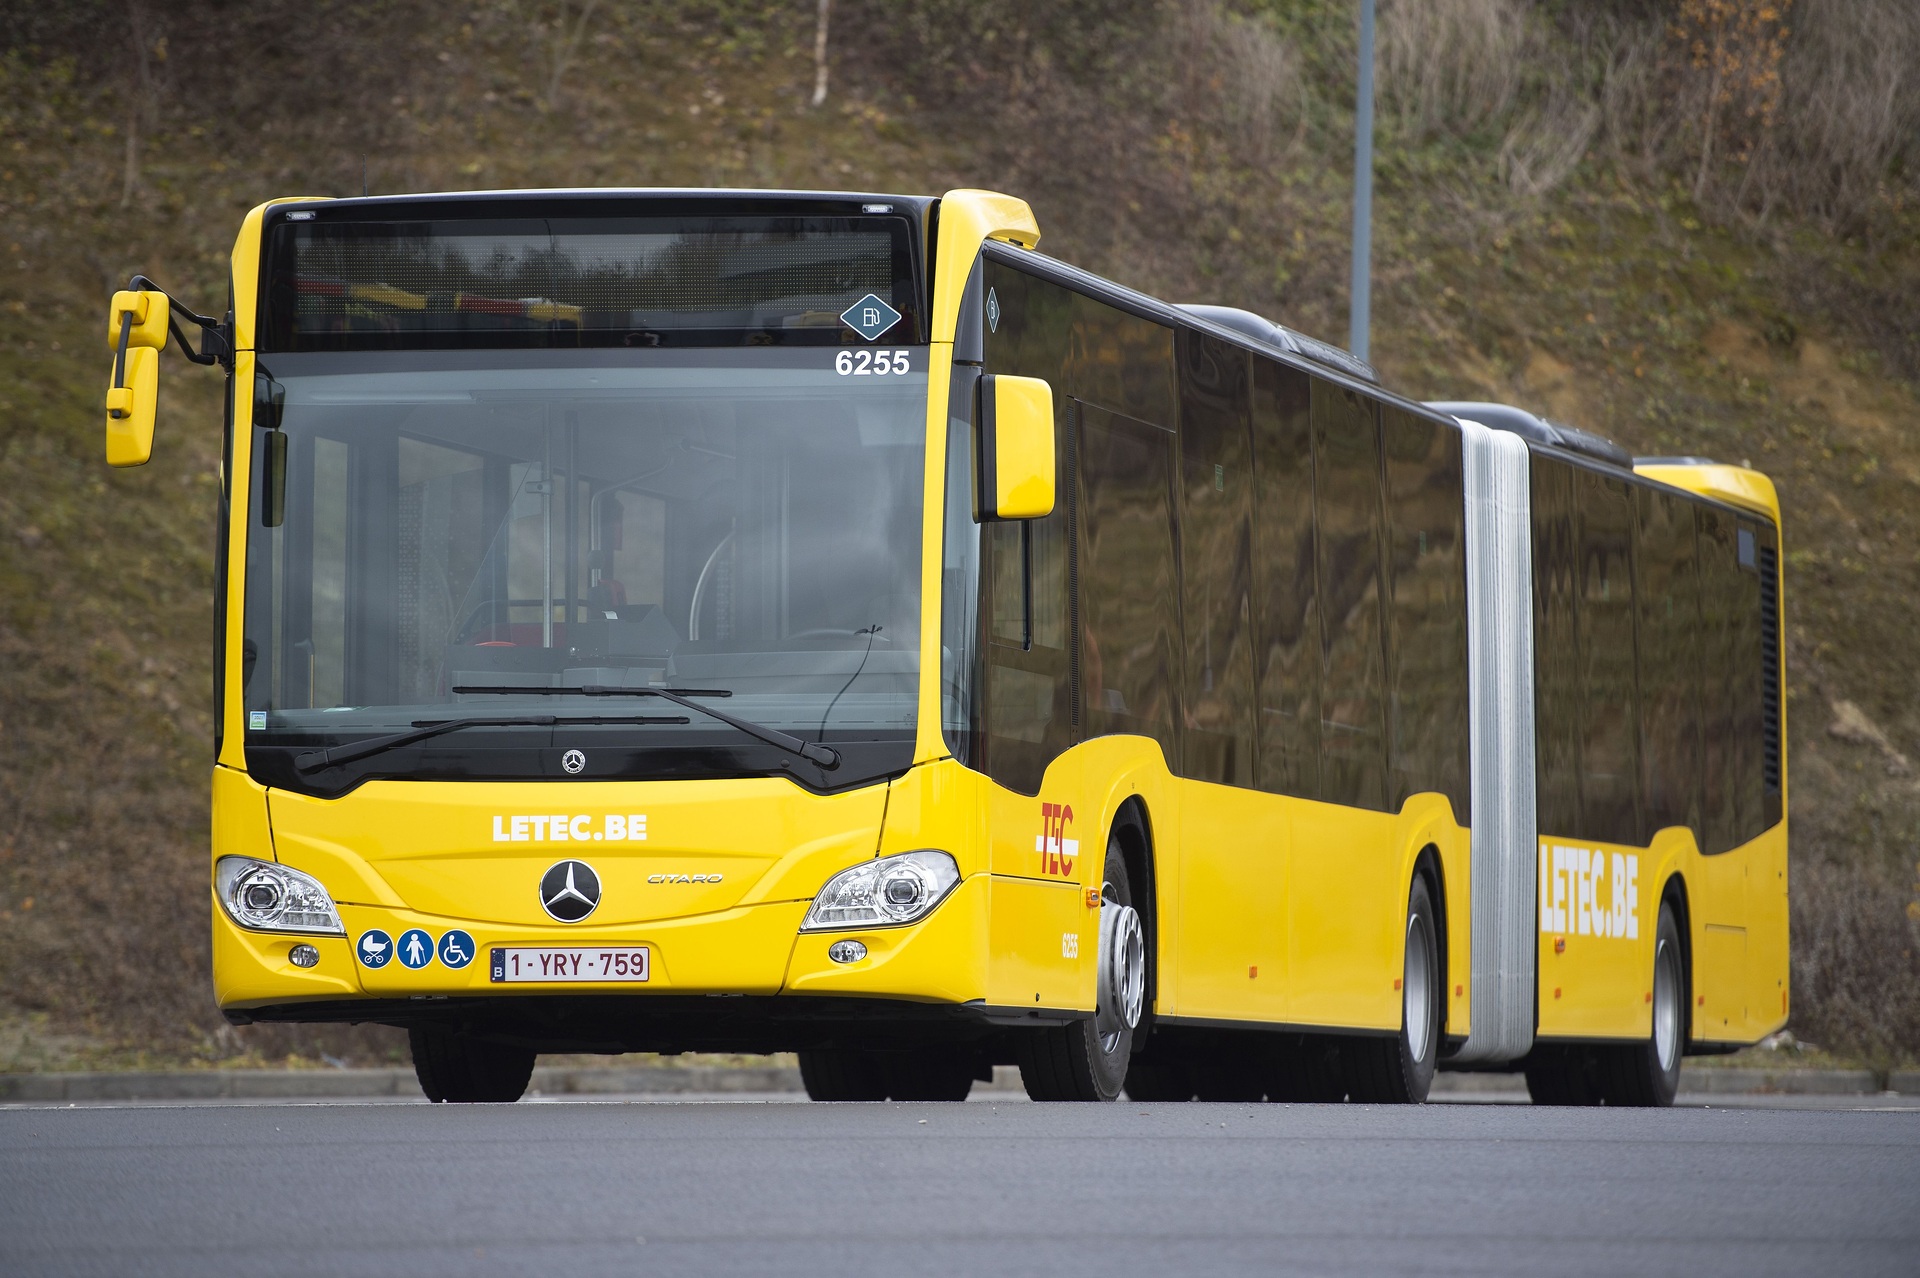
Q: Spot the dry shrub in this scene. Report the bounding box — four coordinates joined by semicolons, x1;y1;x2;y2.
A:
1571;0;1920;228
1790;852;1920;1068
1499;86;1602;197
1199;5;1306;166
1757;0;1920;226
1378;0;1532;139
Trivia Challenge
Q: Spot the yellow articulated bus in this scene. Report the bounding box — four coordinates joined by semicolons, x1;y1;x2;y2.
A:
103;188;1786;1104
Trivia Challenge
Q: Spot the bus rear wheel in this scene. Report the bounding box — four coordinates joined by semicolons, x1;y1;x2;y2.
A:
1597;902;1685;1107
1017;835;1145;1102
409;1026;535;1103
1344;876;1441;1104
1524;902;1686;1107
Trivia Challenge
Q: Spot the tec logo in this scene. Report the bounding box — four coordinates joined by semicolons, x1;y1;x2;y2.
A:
1037;801;1079;878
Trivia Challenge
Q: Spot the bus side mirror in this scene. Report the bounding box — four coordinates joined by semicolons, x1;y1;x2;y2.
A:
103;289;170;467
975;373;1056;521
105;345;160;467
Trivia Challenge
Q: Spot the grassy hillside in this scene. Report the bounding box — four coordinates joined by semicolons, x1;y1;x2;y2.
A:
1;0;1916;1069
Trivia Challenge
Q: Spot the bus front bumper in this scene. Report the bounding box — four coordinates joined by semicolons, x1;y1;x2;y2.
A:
214;874;999;1048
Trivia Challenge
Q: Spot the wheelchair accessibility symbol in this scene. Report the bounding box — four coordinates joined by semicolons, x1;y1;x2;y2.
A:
438;929;476;970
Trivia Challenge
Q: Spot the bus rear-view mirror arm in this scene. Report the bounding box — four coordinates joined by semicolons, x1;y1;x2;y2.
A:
103;274;232;468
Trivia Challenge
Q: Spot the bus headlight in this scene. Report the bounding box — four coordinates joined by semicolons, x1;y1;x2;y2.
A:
801;850;960;931
215;856;346;936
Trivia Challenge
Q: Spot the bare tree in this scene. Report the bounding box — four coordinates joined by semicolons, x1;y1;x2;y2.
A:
544;0;603;111
811;0;832;108
121;0;163;208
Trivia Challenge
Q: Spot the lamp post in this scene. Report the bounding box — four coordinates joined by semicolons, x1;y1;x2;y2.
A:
1349;0;1375;362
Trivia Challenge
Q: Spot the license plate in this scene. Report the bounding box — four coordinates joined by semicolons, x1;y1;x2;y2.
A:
490;946;650;983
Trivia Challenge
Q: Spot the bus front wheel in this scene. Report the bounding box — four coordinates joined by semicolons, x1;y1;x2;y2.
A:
1017;835;1146;1102
409;1026;535;1103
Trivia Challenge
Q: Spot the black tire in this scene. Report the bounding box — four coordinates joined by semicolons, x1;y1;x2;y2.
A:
1344;876;1442;1103
1595;902;1686;1107
1017;832;1144;1102
882;1049;977;1101
1123;1054;1194;1101
798;1050;890;1101
1263;1037;1349;1103
409;1026;536;1103
1189;1053;1268;1102
1523;1051;1602;1105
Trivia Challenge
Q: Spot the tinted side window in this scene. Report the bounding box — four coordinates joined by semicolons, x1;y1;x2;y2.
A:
1696;505;1741;854
1381;407;1469;818
1633;485;1702;841
1311;382;1388;811
1731;517;1767;845
979;260;1075;794
1250;357;1321;800
1531;453;1581;839
1079;401;1181;765
1575;469;1641;845
1068;291;1179;428
1176;330;1256;787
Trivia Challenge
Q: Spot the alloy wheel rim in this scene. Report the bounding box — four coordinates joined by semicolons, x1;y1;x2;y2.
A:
1095;885;1146;1053
1404;911;1434;1062
1654;937;1680;1072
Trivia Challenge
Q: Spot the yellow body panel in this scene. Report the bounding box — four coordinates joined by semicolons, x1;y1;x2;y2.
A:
1176;778;1285;1022
267;776;888;925
1533;818;1789;1044
1535;830;1665;1039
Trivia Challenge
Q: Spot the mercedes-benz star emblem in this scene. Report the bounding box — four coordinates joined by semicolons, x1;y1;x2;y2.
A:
540;860;601;923
561;748;586;775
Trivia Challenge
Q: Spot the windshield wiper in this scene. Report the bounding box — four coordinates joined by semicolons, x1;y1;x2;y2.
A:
450;685;840;770
451;685;839;770
291;712;688;774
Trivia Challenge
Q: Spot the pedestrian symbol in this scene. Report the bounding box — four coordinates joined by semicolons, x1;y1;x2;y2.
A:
357;929;393;969
438;929;476;970
397;927;434;970
839;293;901;342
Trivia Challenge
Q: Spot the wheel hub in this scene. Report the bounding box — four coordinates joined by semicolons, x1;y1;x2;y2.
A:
1095;895;1146;1045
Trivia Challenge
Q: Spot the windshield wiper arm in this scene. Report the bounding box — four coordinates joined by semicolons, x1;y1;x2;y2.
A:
451;684;839;769
292;712;688;773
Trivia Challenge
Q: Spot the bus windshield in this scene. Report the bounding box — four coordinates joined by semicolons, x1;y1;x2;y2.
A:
242;347;929;793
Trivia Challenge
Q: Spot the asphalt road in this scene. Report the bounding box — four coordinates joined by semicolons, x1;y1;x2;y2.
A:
5;1096;1918;1277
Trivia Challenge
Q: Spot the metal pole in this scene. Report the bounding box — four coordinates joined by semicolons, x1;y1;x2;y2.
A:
1349;0;1375;362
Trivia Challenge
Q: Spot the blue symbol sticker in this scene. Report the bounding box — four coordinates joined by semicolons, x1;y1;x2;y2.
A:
396;927;435;970
356;929;394;969
438;929;476;970
840;292;902;342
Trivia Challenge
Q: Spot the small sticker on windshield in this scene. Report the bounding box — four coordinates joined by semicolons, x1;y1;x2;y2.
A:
248;711;267;731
